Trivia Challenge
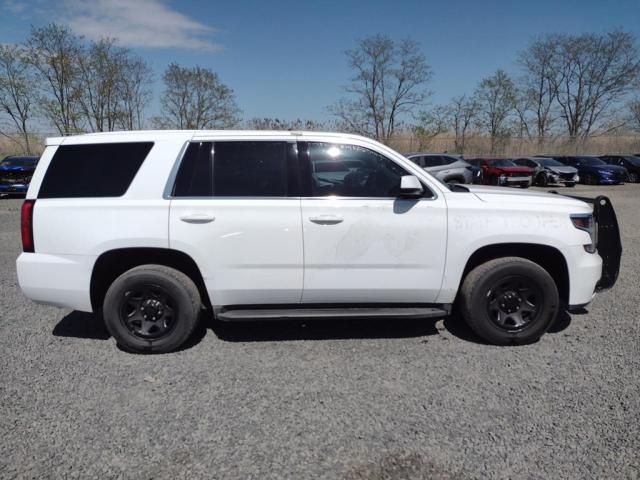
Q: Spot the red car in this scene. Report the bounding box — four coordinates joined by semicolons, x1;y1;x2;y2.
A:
466;158;533;188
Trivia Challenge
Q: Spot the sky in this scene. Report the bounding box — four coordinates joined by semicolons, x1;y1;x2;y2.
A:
1;0;640;124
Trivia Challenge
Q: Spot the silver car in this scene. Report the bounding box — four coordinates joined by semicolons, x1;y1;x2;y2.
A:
514;157;579;187
405;153;476;184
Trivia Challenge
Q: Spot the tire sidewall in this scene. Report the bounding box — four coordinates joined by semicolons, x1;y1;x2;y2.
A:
103;269;198;353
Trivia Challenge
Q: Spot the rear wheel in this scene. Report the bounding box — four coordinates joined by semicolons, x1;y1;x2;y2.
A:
103;265;201;353
459;257;559;345
629;171;639;183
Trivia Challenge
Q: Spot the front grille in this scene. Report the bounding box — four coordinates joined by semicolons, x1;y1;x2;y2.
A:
559;172;575;180
0;171;31;184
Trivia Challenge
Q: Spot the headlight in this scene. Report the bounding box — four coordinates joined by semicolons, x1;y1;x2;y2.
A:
573;174;579;181
570;213;597;253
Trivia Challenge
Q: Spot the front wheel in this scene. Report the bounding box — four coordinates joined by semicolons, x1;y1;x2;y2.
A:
584;173;598;185
629;172;639;183
565;182;576;188
459;257;559;345
103;265;202;353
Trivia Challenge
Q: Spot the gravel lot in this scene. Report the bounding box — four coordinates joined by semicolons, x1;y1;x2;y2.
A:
0;185;638;479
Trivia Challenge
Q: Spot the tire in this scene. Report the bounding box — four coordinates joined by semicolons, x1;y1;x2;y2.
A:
103;265;202;353
459;257;559;345
489;175;499;186
565;182;576;188
519;182;530;189
536;173;548;187
629;172;639;183
584;173;598;185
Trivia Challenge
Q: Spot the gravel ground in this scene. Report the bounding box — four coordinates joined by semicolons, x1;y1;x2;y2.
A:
0;185;638;479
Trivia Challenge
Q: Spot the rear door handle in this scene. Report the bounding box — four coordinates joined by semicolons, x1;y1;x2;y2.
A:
309;215;344;225
180;213;215;224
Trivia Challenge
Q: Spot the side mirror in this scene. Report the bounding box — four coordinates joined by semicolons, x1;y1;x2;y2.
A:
399;175;424;197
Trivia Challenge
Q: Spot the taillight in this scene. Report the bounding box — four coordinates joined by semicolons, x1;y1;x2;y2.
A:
21;199;35;253
570;213;597;253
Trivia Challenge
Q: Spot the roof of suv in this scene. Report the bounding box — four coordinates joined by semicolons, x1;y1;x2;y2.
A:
46;130;376;146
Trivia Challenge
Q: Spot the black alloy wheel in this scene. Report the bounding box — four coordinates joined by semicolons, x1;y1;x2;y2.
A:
119;284;177;339
485;276;542;331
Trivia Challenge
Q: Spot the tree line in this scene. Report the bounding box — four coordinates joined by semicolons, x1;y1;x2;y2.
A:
1;24;640;154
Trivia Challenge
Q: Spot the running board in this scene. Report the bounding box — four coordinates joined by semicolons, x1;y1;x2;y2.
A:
217;307;449;322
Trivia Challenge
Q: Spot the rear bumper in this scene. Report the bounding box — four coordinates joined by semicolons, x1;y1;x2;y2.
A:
16;253;95;312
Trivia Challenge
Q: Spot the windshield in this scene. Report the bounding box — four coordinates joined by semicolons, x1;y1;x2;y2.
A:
489;159;516;167
0;157;38;168
540;158;564;167
576;157;605;166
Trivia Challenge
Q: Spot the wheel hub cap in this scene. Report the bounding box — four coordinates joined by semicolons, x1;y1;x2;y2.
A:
141;299;164;321
498;291;522;314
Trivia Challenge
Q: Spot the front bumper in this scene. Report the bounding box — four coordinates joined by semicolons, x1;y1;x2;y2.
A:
498;176;531;186
551;193;622;293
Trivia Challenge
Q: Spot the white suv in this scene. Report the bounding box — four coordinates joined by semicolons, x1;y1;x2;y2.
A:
16;131;621;353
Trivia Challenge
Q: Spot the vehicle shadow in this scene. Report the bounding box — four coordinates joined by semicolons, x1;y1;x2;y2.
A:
443;309;573;344
208;314;439;342
52;311;110;340
53;308;575;348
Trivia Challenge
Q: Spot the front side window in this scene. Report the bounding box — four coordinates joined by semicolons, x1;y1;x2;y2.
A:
423;156;443;167
173;141;291;197
306;142;424;198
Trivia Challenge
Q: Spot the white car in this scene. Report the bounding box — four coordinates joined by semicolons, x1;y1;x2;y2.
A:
16;131;621;353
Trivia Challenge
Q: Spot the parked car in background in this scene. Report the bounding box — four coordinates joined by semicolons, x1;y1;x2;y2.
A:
513;156;579;187
540;155;628;185
599;155;640;183
405;153;475;184
466;157;533;188
0;155;40;196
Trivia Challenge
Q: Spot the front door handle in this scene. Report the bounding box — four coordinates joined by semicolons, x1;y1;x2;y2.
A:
309;215;344;225
180;213;216;224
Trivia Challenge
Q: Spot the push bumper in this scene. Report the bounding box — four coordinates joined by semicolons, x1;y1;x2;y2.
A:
551;193;622;301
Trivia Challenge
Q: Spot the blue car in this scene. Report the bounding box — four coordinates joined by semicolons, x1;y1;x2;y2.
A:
537;155;628;185
0;155;40;196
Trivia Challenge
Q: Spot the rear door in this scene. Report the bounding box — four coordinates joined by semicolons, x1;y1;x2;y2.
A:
169;140;303;307
298;141;447;304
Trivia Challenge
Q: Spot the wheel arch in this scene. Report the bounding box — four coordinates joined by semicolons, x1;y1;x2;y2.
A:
459;243;570;303
90;247;211;312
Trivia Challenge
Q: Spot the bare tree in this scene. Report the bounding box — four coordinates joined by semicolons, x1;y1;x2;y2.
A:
629;98;640;131
245;118;326;130
118;56;153;130
330;34;431;144
447;94;478;153
550;31;640;139
78;39;126;132
474;70;516;153
412;105;449;150
516;36;560;142
0;44;35;153
156;63;241;129
26;23;84;134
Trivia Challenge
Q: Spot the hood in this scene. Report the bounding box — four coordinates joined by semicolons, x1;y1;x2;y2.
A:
547;166;578;174
579;164;626;173
489;166;532;174
464;185;592;210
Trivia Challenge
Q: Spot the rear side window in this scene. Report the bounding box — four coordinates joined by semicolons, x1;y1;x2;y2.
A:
38;142;153;198
173;141;292;197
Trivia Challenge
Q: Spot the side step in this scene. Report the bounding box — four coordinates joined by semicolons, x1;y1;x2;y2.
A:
217;307;449;322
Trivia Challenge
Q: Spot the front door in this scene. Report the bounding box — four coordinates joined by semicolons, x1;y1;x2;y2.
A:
298;141;447;304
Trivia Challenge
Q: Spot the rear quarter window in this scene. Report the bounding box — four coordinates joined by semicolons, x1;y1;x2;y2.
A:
38;142;153;198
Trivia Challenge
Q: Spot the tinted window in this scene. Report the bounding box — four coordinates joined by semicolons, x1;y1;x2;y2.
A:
213;142;288;196
442;156;458;165
173;142;213;197
423;156;444;167
0;156;38;168
38;142;152;198
306;143;422;198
